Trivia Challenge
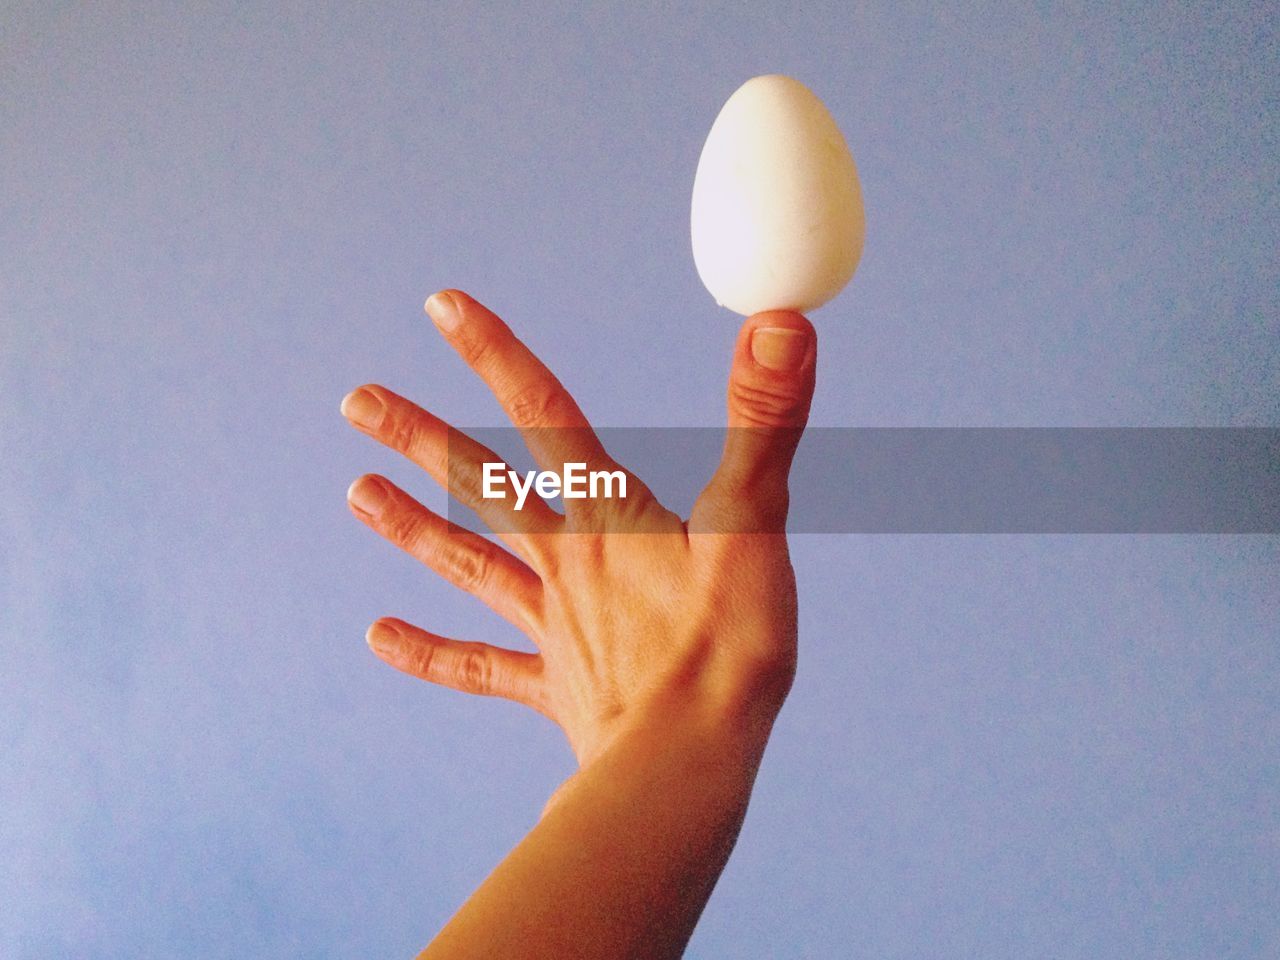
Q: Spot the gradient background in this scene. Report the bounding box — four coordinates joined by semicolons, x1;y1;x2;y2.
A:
3;2;1278;957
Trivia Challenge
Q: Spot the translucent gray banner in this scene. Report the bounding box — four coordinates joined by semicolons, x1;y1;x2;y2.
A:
445;428;1279;534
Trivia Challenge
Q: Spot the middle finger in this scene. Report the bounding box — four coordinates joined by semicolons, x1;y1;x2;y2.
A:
341;384;561;559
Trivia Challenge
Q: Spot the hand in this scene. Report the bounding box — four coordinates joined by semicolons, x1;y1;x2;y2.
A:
342;289;816;769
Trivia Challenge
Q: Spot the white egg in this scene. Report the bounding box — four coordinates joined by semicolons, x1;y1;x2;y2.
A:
691;74;865;316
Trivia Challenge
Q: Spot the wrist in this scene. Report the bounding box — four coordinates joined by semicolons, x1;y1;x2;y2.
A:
580;669;783;768
543;685;779;819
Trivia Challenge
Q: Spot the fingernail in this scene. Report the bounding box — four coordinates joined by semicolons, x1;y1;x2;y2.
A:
751;327;810;372
341;388;385;431
425;291;461;333
366;619;401;653
348;475;390;518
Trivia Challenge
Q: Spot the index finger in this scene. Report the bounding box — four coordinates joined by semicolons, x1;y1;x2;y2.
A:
424;289;616;478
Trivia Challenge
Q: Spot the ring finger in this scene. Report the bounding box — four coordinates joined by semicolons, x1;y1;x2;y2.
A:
347;473;542;633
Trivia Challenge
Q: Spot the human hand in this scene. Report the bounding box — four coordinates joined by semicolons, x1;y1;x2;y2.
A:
342;290;816;769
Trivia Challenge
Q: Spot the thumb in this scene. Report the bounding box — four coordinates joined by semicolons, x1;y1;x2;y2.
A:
699;310;817;530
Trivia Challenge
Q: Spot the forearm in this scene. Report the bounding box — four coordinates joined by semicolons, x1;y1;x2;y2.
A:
419;698;775;960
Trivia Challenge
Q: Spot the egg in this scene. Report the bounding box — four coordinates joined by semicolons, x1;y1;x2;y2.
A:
690;74;865;316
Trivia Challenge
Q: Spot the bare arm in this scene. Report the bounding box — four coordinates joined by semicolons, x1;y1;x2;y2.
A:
342;289;816;958
423;697;770;960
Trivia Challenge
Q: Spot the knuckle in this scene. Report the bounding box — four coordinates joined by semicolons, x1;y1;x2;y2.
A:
410;642;439;679
729;379;805;426
447;545;491;593
504;380;560;429
385;410;420;454
383;509;426;552
448;461;486;504
457;648;492;693
454;328;495;368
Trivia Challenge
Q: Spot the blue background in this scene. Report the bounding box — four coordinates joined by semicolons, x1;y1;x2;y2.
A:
3;2;1277;956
